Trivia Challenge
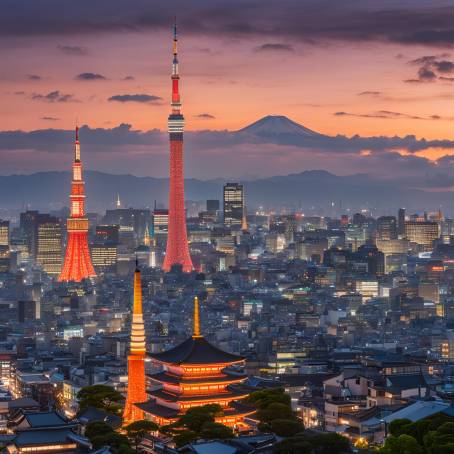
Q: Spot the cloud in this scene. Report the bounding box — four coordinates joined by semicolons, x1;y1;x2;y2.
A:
406;54;454;82
108;94;162;104
433;60;454;73
358;91;381;96
195;113;216;119
4;1;454;48
27;74;41;80
417;66;437;81
57;44;88;55
4;120;454;195
255;43;294;53
75;72;106;81
334;110;446;121
31;90;77;103
41;116;59;121
123;75;135;80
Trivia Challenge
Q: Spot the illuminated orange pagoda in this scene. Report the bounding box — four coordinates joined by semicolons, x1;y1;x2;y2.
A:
59;127;96;282
123;264;147;423
137;297;253;428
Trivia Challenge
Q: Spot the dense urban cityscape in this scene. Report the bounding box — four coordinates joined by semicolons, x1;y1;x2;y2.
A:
3;2;454;454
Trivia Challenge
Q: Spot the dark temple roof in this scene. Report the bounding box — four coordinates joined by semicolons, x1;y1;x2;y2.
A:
148;336;244;365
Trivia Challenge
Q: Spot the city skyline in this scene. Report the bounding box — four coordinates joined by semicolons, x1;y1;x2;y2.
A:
3;4;454;451
2;1;454;183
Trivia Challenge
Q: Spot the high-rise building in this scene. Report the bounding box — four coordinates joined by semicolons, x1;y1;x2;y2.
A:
0;246;9;273
162;23;193;273
0;221;10;273
91;245;117;273
123;265;147;423
94;225;119;245
206;199;220;214
405;221;439;251
0;221;9;247
36;215;62;276
20;210;40;256
153;209;169;234
59;127;96;282
377;216;398;240
103;209;151;239
17;300;37;323
223;183;244;227
398;208;406;236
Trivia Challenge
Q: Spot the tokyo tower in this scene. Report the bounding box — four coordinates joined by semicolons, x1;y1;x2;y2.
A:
162;22;194;273
58;127;96;282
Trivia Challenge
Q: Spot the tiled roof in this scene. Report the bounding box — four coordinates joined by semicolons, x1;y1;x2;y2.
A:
148;336;244;365
25;411;68;428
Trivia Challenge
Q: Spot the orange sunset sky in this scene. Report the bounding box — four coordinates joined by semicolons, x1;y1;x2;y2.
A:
2;1;454;178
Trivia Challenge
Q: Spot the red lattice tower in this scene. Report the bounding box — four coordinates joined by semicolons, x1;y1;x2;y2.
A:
123;266;147;423
58;127;96;282
162;22;194;273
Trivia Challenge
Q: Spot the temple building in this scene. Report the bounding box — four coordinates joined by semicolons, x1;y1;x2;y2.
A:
137;297;253;429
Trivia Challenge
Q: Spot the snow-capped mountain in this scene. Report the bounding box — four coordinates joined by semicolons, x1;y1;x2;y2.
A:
237;115;322;137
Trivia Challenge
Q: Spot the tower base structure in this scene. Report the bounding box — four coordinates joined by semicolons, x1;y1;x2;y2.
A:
59;230;96;282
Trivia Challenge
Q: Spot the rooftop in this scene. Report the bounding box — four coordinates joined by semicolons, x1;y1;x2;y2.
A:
148;336;244;366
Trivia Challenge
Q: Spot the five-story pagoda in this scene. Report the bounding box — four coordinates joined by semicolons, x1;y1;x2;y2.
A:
137;297;253;429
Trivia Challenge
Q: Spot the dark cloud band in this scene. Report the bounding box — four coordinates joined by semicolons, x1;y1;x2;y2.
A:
2;1;454;48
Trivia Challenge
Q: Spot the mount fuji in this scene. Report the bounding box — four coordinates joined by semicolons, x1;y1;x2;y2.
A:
237;115;322;138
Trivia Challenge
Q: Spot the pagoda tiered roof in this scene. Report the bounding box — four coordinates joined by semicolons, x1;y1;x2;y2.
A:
148;335;244;365
148;385;249;403
136;398;255;420
148;369;246;385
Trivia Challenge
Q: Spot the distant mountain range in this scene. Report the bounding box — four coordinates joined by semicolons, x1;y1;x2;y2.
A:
1;115;454;215
1;169;453;216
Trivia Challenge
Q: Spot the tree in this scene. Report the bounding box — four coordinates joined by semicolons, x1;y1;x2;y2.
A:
257;402;294;424
424;422;454;454
247;388;291;410
165;404;232;447
273;432;351;454
268;419;304;437
309;433;352;454
77;384;124;415
124;420;159;452
273;438;313;454
199;421;234;440
85;421;115;440
173;430;198;448
174;404;223;432
248;388;307;440
380;434;423;454
90;432;132;452
389;419;412;437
